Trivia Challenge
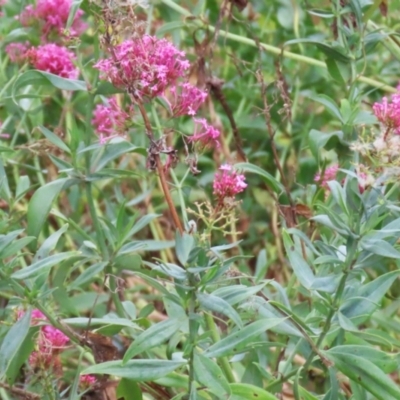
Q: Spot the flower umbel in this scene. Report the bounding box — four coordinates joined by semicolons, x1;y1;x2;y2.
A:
17;309;69;370
168;82;208;117
80;374;96;388
92;97;131;144
314;164;339;190
372;88;400;135
27;44;79;79
94;35;190;100
5;42;29;63
213;164;247;201
20;0;86;40
189;118;220;149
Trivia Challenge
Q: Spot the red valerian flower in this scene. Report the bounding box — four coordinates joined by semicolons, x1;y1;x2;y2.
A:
94;35;190;100
168;82;208;116
373;87;400;135
213;164;247;200
92;97;131;144
20;0;86;40
189;118;220;149
27;44;79;79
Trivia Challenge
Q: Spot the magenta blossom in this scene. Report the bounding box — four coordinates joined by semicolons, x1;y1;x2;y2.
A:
80;374;96;388
314;164;339;190
213;164;247;200
94;35;190;100
27;44;79;79
372;88;400;135
92;98;131;144
18;308;69;369
189;118;220;148
20;0;86;40
169;82;208;116
5;42;29;63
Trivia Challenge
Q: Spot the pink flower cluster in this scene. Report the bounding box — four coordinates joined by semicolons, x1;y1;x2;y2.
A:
94;35;190;100
80;374;96;388
372;88;400;134
169;82;208;117
18;309;69;369
92;98;131;144
213;164;247;200
20;0;86;40
189;118;220;148
5;42;30;63
314;164;339;189
26;44;79;79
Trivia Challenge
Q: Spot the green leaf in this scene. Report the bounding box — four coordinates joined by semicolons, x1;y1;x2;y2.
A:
282;231;314;289
0;310;31;379
82;360;186;381
69;261;108;288
66;0;83;29
211;283;267;306
327;346;398;374
33;223;69;262
340;271;400;319
117;378;143;400
11;251;78;279
325;58;351;84
62;317;138;329
92;140;146;172
127;214;160;237
27;178;77;240
175;231;195;266
13;70;87;100
0;237;35;259
308;130;344;162
204;318;285;358
285;39;351;63
360;239;400;259
308;94;344;122
123;318;184;362
229;383;279;400
156;21;187;36
38;125;71;154
323;351;400;400
194;353;231;397
197;292;243;328
235;163;284;193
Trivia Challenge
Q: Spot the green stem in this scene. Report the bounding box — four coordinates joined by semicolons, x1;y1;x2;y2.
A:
160;0;396;93
170;168;189;228
188;286;197;395
204;313;236;383
302;271;348;373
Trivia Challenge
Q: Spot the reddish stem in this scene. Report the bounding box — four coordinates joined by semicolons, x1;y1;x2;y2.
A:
136;102;184;234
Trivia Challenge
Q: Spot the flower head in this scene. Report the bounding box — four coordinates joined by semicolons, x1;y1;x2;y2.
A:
314;164;339;190
27;44;79;79
189;118;220;149
17;308;69;370
372;89;400;135
94;36;190;100
169;82;207;116
20;0;86;40
80;374;96;388
213;164;247;200
92;98;131;144
5;42;29;63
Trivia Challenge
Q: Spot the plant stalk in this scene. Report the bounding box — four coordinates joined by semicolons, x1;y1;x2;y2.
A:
204;313;236;383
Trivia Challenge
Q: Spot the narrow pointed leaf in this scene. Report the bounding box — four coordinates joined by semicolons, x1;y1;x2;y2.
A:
82;359;185;381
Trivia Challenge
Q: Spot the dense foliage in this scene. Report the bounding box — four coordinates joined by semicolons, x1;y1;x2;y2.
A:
1;0;400;399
